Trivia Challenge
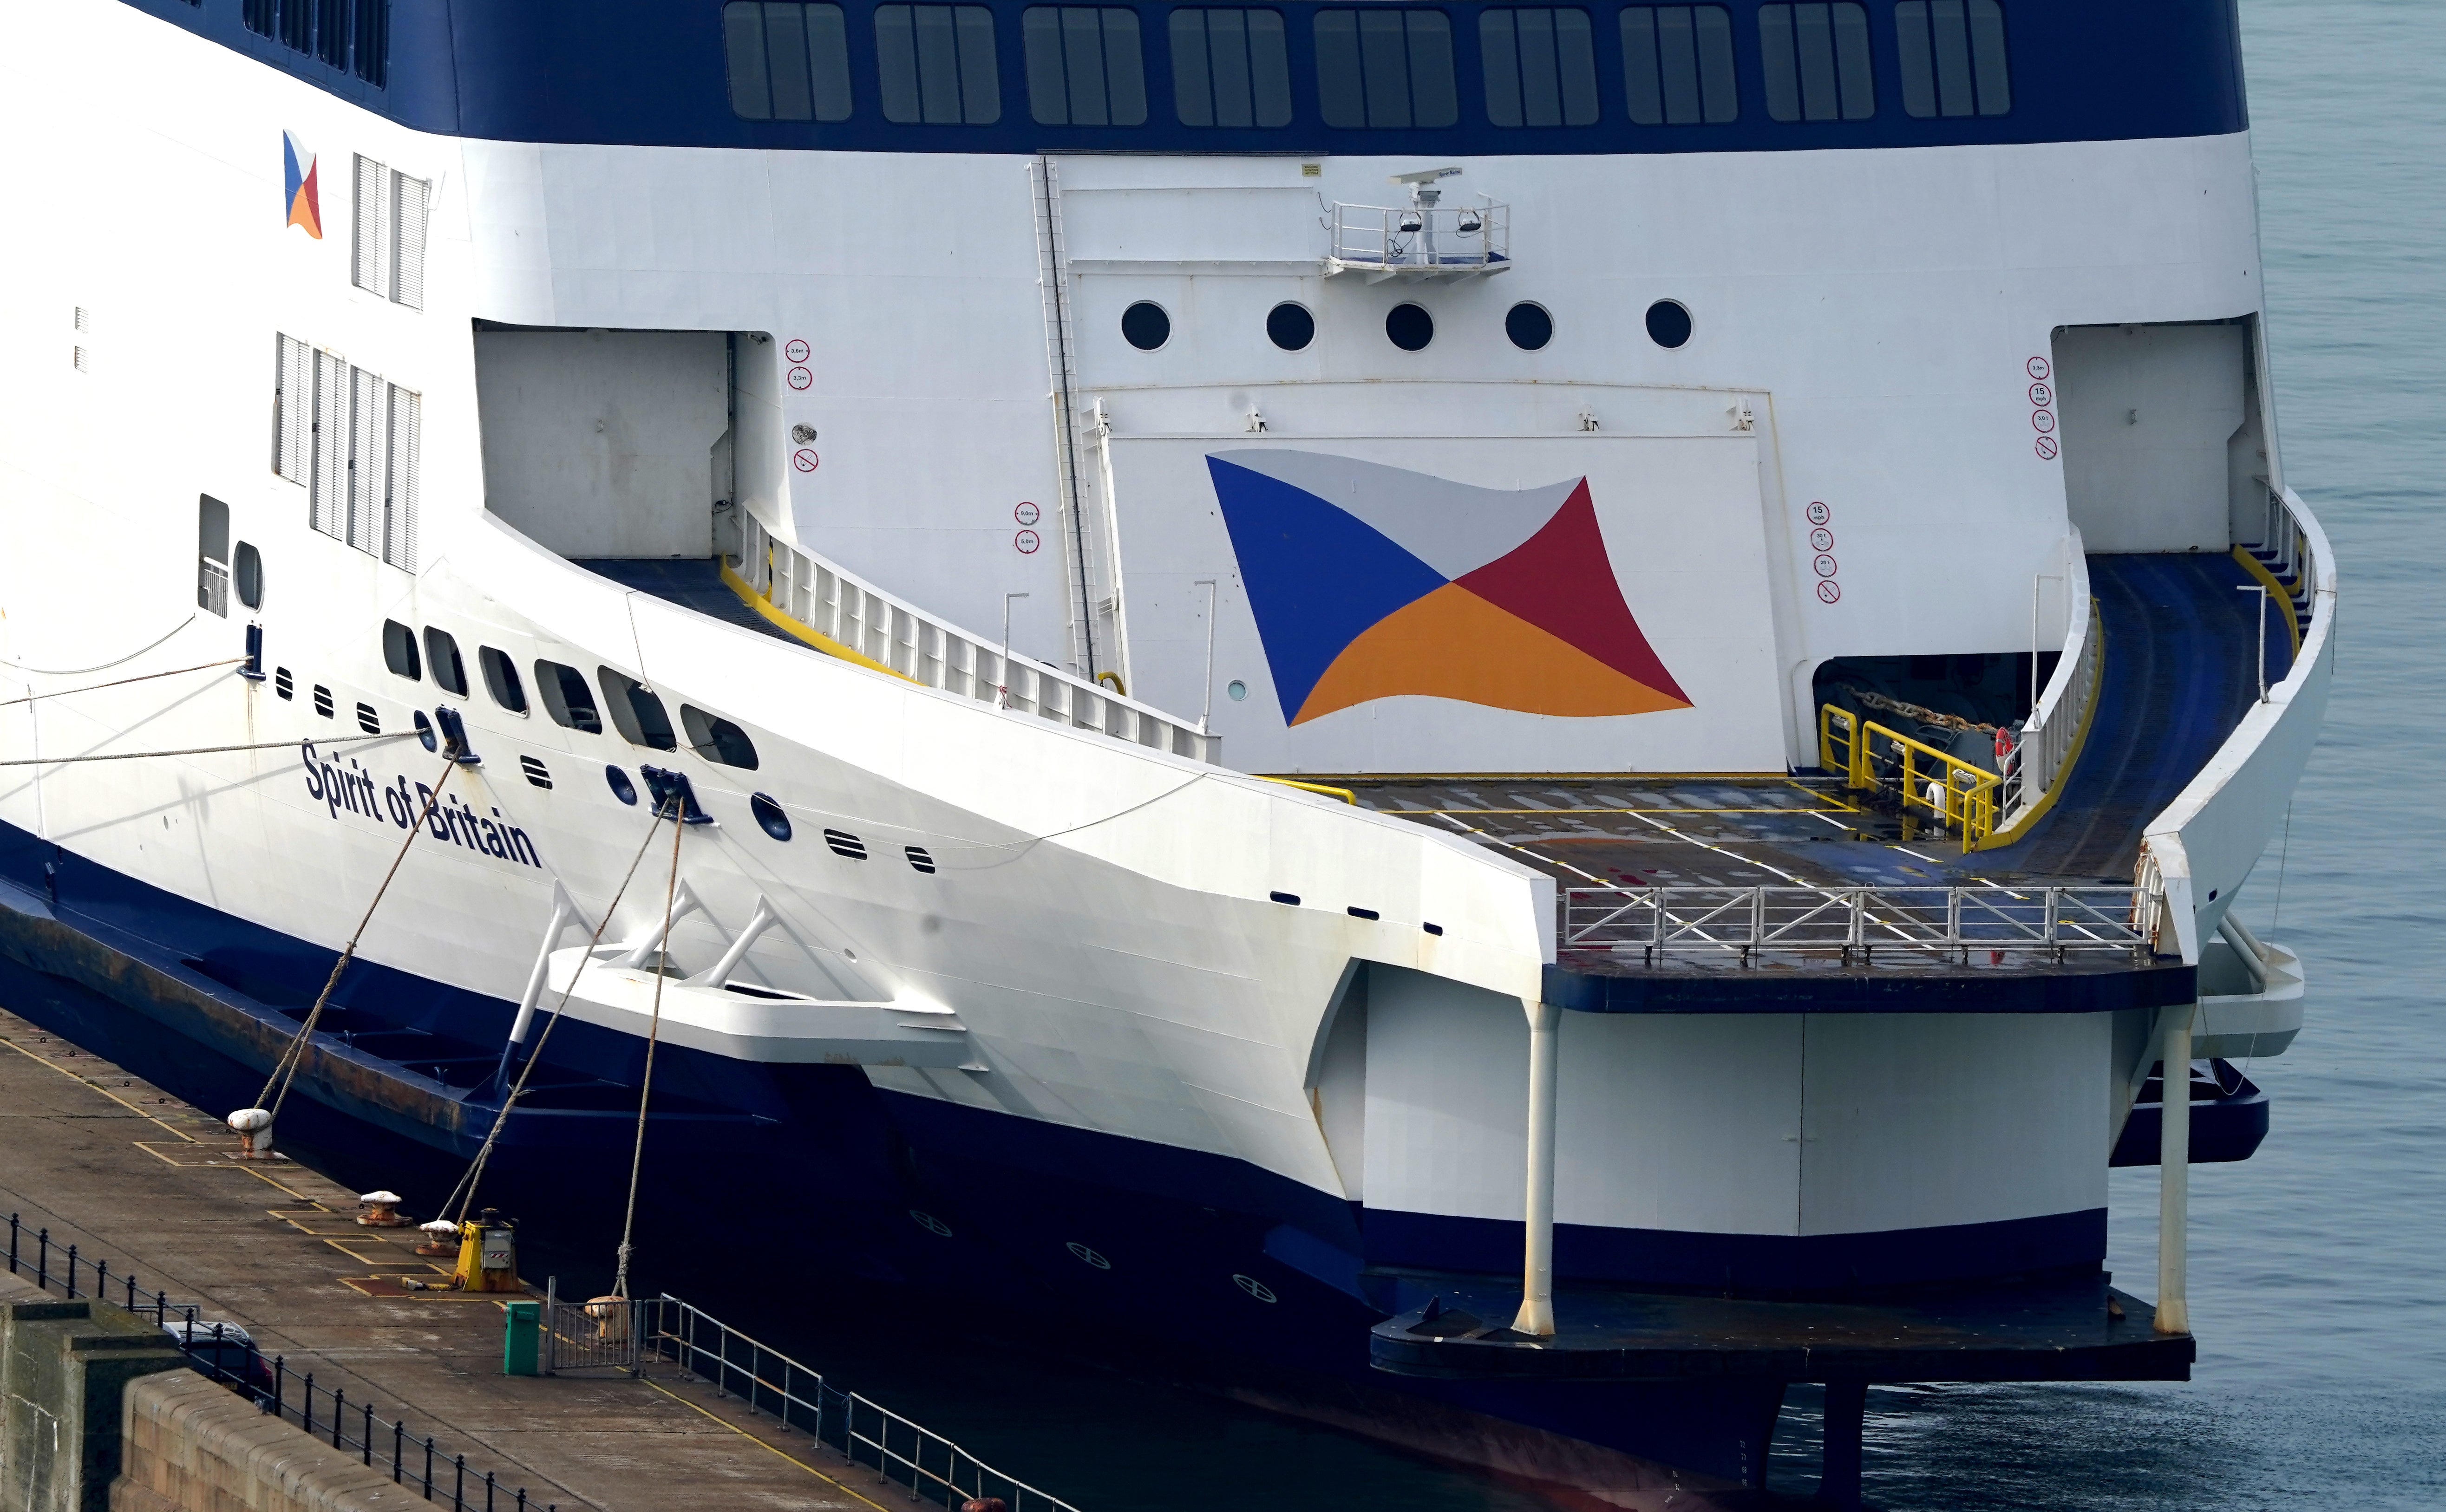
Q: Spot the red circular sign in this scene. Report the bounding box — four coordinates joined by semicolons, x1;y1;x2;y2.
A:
1809;527;1834;553
2035;435;2060;461
2027;356;2051;381
2028;382;2053;407
1813;553;1838;578
792;449;819;472
1014;529;1041;554
1805;501;1831;526
785;339;810;364
1014;501;1041;525
1816;580;1842;604
2031;409;2056;434
786;366;812;391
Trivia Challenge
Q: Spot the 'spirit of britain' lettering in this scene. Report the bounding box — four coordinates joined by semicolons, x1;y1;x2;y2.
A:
300;741;540;868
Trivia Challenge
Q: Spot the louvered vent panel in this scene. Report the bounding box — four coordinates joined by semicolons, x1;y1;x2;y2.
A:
392;172;429;310
348;365;382;555
519;755;553;789
351;155;389;298
386;385;420;570
822;828;868;860
273;335;311;482
311;349;348;538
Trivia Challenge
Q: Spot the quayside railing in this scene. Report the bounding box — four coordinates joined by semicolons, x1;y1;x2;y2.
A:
738;513;1219;765
6;1214;553;1512
8;1216;1083;1512
1563;885;2155;967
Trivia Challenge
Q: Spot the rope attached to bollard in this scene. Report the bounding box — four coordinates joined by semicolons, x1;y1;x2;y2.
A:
247;752;461;1128
612;801;687;1299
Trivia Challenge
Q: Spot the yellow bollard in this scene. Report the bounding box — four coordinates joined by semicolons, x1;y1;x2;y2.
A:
450;1209;524;1293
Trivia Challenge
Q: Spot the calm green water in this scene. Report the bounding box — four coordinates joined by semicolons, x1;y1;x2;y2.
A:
763;4;2446;1506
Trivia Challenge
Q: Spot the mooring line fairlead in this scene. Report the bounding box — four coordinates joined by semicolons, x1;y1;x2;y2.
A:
233;750;462;1146
436;806;670;1230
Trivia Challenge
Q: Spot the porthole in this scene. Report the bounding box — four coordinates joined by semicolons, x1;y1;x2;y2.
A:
750;793;792;841
1384;303;1434;352
1505;302;1553;351
1232;1274;1278;1303
1066;1241;1112;1270
909;1209;954;1238
412;710;437;751
1645;300;1694;349
1226;679;1247;701
1266;303;1315;352
1121;301;1171;351
605;765;638;805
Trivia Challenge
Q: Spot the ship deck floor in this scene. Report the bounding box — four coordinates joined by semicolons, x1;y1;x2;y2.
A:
0;1008;896;1512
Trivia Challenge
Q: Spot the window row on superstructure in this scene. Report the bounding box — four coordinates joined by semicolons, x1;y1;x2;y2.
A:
242;0;391;88
723;0;2009;128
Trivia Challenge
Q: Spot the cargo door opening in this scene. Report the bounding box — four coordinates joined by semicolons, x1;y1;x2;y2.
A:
474;325;780;560
2051;318;2264;554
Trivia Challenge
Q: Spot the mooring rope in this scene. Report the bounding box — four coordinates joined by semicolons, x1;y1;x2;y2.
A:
253;752;461;1124
0;658;246;709
0;617;196;675
612;803;687;1299
0;734;394;768
436;810;668;1229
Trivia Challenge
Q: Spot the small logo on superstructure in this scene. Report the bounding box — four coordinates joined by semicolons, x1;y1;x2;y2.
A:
282;132;322;239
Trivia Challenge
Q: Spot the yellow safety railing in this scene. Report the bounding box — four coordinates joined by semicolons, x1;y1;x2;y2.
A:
1819;705;2001;852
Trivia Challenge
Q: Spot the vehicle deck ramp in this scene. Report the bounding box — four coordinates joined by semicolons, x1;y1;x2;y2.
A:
1984;553;2290;882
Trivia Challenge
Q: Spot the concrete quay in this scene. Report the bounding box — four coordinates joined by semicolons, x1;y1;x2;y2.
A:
0;1006;922;1512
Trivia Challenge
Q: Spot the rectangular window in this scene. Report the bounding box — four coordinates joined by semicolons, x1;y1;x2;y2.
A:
1759;3;1872;121
351;156;429;309
1896;0;2008;117
1024;7;1146;125
1620;6;1736;125
875;4;1001;124
1170;9;1292;128
243;0;388;87
1314;9;1456;130
1481;8;1598;128
535;660;601;734
273;333;419;572
724;2;856;122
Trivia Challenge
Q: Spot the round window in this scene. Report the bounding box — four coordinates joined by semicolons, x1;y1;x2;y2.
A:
1505;302;1553;351
1644;300;1694;349
1121;302;1171;351
1226;679;1248;701
1266;303;1315;352
750;792;792;841
605;765;638;805
1384;303;1434;352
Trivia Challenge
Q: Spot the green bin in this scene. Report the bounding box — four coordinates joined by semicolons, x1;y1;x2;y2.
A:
503;1299;540;1376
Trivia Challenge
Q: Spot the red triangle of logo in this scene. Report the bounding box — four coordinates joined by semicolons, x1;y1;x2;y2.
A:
1455;480;1688;704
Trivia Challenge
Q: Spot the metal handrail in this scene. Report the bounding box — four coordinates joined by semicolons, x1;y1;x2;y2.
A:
740;513;1220;764
1819;707;2001;850
1562;885;2154;965
1325;199;1511;270
1999;534;2101;825
4;1214;550;1512
643;1296;1082;1512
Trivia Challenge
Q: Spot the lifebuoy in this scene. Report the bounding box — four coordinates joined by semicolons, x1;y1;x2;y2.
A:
1994;726;2014;763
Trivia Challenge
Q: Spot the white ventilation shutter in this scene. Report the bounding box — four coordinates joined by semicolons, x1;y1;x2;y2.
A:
348;365;383;555
273;333;421;573
391;172;429;311
384;383;420;570
352;155;391;299
311;348;348;537
273;334;311;481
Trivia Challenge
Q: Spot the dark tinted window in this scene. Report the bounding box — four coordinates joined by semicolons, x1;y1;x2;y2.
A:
479;647;527;713
1480;9;1598;128
1760;3;1873;122
535;659;602;734
235;542;264;609
1170;8;1293;127
1266;303;1315;351
1620;6;1737;125
1122;302;1171;350
381;619;421;680
598;669;678;751
1314;9;1457;130
1025;7;1147;125
1896;0;2009;117
876;4;1002;124
1385;303;1434;351
725;3;856;121
242;0;388;86
682;705;761;769
1506;302;1553;349
1646;300;1694;347
423;627;468;696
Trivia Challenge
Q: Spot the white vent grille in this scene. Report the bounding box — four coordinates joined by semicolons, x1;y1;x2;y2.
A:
351;155;430;310
272;332;421;572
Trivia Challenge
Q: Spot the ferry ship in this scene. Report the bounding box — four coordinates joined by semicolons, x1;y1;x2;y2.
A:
0;0;2329;1504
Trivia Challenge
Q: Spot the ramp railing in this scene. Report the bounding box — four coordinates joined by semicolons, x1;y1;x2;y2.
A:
1998;535;2102;828
1818;707;2002;850
1563;884;2154;966
735;513;1220;765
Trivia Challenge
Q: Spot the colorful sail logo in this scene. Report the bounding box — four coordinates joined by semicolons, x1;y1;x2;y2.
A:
282;131;322;239
1207;451;1690;726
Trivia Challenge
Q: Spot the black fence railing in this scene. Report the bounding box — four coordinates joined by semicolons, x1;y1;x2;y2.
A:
6;1213;558;1512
